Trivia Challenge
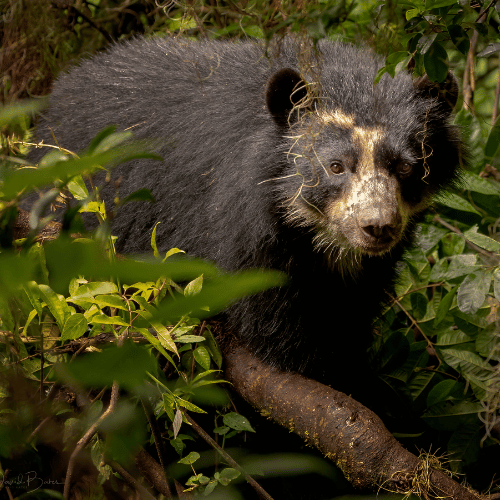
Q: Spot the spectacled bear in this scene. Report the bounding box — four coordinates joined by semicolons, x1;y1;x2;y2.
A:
31;36;462;392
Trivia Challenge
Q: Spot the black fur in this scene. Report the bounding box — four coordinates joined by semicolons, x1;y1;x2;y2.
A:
31;37;462;391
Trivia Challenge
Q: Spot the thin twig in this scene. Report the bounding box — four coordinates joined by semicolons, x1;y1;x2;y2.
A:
109;461;157;500
63;380;120;498
185;413;274;500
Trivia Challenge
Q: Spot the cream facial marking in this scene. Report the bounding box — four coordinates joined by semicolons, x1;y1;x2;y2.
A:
318;109;355;129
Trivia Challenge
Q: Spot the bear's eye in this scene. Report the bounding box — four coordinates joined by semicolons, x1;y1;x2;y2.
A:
397;163;413;177
330;161;344;175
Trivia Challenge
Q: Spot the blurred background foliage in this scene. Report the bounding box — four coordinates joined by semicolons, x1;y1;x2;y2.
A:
1;0;500;499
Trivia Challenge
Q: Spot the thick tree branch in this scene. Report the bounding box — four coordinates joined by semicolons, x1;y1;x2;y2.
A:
224;344;480;500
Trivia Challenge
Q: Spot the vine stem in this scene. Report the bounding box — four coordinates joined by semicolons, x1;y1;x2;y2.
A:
184;413;275;500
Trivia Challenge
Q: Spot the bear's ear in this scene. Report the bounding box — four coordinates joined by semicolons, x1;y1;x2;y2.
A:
266;68;309;124
413;71;459;114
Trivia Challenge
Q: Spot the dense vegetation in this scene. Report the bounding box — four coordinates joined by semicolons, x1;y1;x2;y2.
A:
0;1;499;499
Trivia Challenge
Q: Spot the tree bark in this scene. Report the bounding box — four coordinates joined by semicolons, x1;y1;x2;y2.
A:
224;343;480;500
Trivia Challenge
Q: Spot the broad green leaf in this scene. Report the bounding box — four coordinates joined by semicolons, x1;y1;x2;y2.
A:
434;192;481;215
122;188;155;204
178;451;200;465
426;379;458;407
414;223;448;252
61;313;88;341
460;170;500;195
71;281;119;300
90;314;130;327
457;270;491;314
444;254;480;280
176;398;206;414
57;341;157;389
448;425;481;472
485;117;500;160
494;268;500;301
406;8;420;20
434;286;457;326
2;143;161;198
440;233;465;257
21;309;38;337
223;412;255;433
425;0;457;8
137;327;176;366
417;33;437;54
203;327;223;368
422;400;483;431
423;41;448;82
218;468;241;486
435;330;471;346
94;294;128;310
175;335;206;343
409;371;435;401
193;346;211;370
448;24;470;55
37;284;74;330
476;327;500;361
184;275;203;297
164;247;185;260
0;99;47;127
67;175;89;200
463;226;500;252
155;269;285;323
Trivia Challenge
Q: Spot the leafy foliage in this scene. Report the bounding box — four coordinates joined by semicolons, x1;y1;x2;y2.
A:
1;0;500;498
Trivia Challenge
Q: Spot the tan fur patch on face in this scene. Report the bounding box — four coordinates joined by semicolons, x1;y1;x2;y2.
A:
318;109;355;129
352;127;385;176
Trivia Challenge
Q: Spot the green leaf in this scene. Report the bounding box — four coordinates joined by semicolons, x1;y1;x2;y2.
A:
177;398;206;413
463;226;500;252
151;222;161;259
427;379;459;407
58;341;157;389
423;41;448;82
434;192;481;215
203;327;223;368
155;270;286;322
448;424;481;472
476;326;500;362
61;313;88;341
178;451;200;465
435;330;471;346
90;314;130;326
193;346;211;370
425;0;457;8
460;170;500;195
422;400;483;430
417;33;437;55
406;8;420;20
433;286;457;327
494;268;500;301
122;188;155;204
175;335;206;343
218;468;241;486
37;284;74;330
484;118;500;160
223;412;255;433
94;294;128;310
184;275;203;297
67;175;89;200
0;99;47;127
457;270;491;314
448;24;470;55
